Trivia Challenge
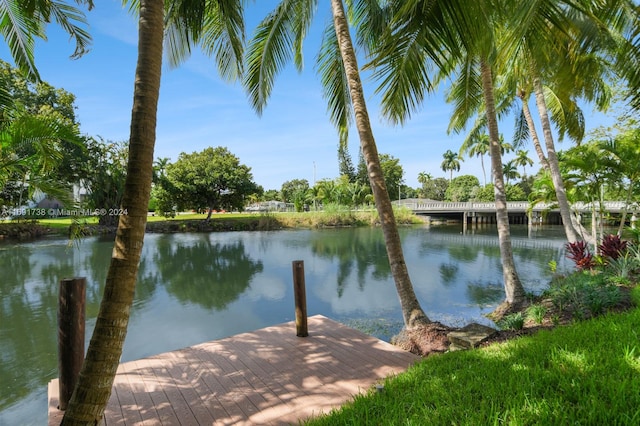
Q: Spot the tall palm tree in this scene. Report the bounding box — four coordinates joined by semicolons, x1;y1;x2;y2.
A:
459;133;489;185
244;0;430;328
371;0;542;312
440;149;461;183
505;1;637;244
502;160;520;187
61;1;245;423
417;171;432;184
514;150;533;177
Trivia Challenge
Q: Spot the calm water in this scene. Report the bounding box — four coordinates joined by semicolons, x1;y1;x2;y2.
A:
0;225;571;424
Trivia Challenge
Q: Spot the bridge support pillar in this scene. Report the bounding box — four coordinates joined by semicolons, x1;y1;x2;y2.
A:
463;211;468;234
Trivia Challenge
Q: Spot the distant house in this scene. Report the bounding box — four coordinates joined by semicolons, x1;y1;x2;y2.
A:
245;201;293;212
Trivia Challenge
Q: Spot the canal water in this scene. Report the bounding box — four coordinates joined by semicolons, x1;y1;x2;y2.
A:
0;225;571;424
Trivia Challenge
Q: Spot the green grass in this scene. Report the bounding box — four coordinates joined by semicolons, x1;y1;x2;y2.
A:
36;209;422;232
304;306;640;425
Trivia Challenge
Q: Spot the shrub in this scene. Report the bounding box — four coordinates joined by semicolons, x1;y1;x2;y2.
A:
565;240;595;270
526;304;547;325
544;272;623;318
498;312;525;330
598;234;628;261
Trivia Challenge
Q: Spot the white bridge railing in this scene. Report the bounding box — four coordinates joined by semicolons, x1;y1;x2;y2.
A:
395;200;632;213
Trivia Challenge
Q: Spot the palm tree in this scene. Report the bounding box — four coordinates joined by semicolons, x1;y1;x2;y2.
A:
440;149;461;183
371;0;550;313
502;160;520;187
0;111;83;205
417;171;432;185
244;0;430;328
514;150;533;177
61;1;246;423
505;2;638;245
459;133;489;185
152;156;170;182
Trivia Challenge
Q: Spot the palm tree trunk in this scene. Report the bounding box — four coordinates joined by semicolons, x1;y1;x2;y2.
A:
330;0;429;328
480;154;486;186
532;77;586;244
61;0;164;423
617;185;634;236
518;90;550;171
480;59;525;311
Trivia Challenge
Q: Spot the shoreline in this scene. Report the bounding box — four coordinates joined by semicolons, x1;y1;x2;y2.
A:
0;210;428;242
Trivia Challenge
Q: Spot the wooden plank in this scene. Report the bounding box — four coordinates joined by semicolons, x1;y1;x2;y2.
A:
49;315;420;426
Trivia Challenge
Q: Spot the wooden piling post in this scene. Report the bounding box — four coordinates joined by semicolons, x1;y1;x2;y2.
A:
58;277;86;410
292;260;308;337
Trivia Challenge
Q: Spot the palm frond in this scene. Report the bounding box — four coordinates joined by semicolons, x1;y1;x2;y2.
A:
317;21;352;146
513;107;530;147
48;0;92;59
244;0;315;115
200;0;246;82
0;0;43;80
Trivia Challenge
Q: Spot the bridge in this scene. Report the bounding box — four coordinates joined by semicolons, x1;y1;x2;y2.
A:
395;199;636;226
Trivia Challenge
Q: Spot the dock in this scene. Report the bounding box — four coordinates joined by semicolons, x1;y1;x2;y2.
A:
48;315;420;425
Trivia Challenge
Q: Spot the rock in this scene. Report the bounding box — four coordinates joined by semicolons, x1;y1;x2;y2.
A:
447;323;497;350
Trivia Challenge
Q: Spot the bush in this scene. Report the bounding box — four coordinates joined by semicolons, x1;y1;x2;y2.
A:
498;312;525;330
526;304;547;324
544;272;623;317
565;240;595;270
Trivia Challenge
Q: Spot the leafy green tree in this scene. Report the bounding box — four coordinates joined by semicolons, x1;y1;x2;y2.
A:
421;177;448;201
152;156;170;183
163;147;258;220
445;175;480;202
281;179;310;203
262;189;280;201
62;1;247;422
476;183;527;202
440;149;461;183
379;153;404;201
0;60;78;121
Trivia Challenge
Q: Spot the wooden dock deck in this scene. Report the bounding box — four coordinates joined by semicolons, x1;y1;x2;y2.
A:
48;315;420;425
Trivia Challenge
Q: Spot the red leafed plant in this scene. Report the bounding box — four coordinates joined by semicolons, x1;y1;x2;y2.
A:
598;234;628;261
565;240;595;270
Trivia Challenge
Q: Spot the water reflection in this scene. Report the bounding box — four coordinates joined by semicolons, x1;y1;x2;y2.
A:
151;234;263;310
466;280;506;306
309;228;390;296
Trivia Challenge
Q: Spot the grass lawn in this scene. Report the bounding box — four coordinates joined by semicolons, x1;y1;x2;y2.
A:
305;288;640;425
37;212;257;227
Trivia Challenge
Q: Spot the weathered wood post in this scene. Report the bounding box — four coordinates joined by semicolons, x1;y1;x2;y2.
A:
58;277;86;410
292;260;308;337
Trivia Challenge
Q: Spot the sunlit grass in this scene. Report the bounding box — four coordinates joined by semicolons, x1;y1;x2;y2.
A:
304;307;640;425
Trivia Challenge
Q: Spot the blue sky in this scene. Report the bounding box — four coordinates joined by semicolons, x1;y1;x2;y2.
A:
3;0;615;191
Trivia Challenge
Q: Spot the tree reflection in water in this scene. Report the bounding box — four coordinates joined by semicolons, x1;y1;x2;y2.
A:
152;234;263;310
309;228;390;297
